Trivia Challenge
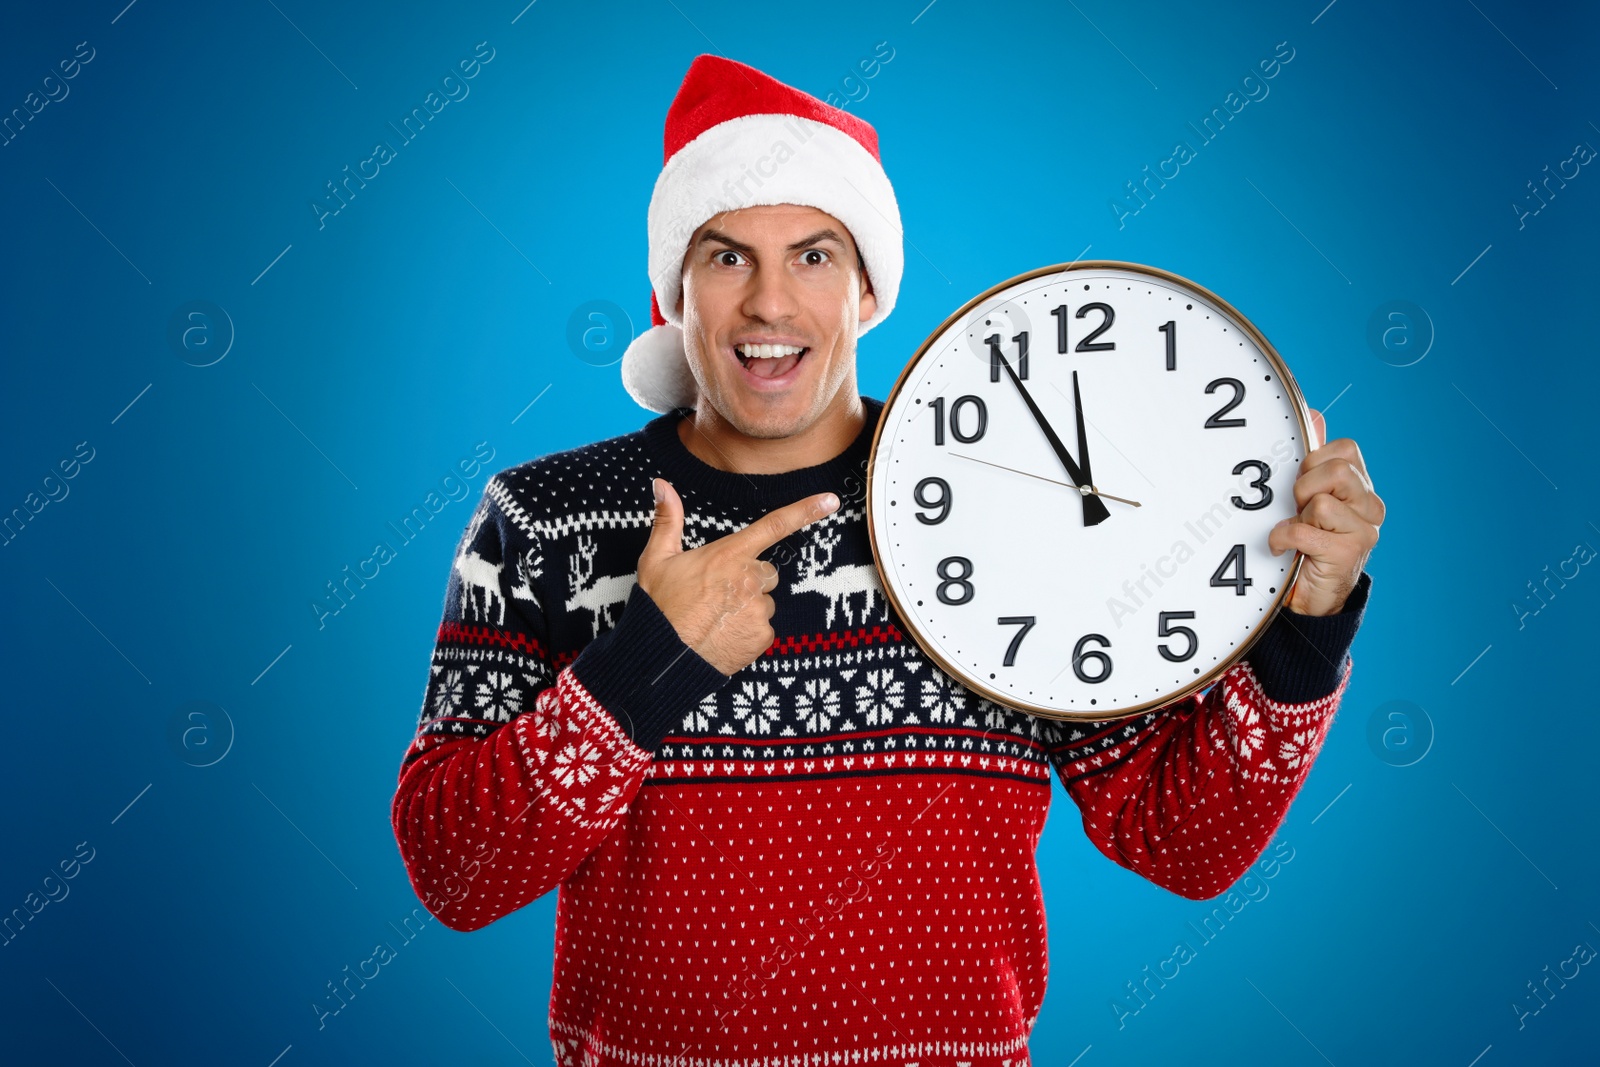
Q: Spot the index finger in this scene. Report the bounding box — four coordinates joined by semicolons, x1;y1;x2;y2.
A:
721;492;840;556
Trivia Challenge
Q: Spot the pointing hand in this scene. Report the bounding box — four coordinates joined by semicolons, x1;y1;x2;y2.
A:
637;478;839;676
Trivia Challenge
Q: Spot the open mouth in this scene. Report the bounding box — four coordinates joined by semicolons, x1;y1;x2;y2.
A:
734;342;808;380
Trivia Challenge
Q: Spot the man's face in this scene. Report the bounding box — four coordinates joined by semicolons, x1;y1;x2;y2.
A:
676;203;877;439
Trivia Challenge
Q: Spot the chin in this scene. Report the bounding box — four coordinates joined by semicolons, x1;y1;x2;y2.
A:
721;392;818;439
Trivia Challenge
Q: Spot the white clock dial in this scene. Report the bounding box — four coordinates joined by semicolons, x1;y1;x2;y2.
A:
867;262;1311;721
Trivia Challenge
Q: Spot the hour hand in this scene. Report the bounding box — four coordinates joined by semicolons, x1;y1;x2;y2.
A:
992;354;1110;527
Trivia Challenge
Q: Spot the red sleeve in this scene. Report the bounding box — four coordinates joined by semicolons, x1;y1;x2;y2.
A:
389;480;729;931
1051;574;1370;899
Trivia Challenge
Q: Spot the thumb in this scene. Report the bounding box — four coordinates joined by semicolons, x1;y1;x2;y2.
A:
640;477;684;564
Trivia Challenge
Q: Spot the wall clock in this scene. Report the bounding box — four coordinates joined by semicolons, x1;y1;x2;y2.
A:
865;261;1313;721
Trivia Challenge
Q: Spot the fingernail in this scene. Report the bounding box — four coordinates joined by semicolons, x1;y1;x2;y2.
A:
651;478;662;504
821;493;839;512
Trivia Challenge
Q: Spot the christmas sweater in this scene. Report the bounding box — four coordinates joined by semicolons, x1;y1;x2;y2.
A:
390;394;1369;1067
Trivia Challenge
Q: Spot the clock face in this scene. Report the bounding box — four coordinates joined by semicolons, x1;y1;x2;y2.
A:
867;262;1311;721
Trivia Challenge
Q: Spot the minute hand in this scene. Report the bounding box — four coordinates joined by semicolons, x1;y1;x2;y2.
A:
993;354;1111;527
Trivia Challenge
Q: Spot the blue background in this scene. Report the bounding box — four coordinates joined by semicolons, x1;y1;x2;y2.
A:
2;0;1595;1063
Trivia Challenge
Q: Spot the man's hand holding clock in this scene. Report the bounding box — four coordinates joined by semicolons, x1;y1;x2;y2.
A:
1269;409;1384;618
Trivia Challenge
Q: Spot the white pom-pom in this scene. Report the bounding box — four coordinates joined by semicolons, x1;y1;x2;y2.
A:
620;323;697;413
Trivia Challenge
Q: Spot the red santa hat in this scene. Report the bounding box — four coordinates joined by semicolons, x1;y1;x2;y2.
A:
620;55;904;412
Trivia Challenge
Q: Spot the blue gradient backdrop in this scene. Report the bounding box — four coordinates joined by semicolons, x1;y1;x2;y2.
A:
2;1;1595;1063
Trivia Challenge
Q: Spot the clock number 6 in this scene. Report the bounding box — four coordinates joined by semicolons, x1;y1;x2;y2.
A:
1157;611;1198;662
997;616;1035;666
936;556;974;605
1072;633;1112;684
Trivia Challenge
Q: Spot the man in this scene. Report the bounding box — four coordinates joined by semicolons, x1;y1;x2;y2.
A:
391;55;1380;1066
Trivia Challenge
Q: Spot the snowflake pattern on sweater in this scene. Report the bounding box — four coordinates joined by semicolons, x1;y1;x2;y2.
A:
391;396;1369;1067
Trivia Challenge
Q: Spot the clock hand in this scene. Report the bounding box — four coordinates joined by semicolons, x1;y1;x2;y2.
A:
1076;484;1142;508
1071;369;1095;488
949;453;1141;506
1061;376;1143;504
991;353;1111;526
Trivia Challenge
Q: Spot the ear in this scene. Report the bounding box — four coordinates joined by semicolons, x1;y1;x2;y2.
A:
858;288;879;325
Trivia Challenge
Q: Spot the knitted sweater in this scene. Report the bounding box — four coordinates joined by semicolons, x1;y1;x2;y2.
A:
390;394;1369;1067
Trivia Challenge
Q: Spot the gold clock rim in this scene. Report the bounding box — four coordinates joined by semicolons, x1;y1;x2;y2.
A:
865;259;1313;722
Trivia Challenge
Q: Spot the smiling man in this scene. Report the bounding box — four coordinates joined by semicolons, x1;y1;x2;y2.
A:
391;55;1380;1066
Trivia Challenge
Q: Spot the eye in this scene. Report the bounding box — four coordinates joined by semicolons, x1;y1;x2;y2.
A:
714;250;745;267
801;249;831;266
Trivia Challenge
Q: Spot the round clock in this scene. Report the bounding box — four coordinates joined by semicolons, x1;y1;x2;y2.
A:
865;261;1313;721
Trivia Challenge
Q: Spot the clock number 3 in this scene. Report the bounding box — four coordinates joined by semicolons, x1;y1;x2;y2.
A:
1230;460;1273;510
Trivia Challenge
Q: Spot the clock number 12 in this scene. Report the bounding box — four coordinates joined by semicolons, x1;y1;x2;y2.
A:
1050;303;1117;353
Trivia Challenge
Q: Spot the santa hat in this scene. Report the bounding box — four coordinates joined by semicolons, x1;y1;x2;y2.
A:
620;55;904;412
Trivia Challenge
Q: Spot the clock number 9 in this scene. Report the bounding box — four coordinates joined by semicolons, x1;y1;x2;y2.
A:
1071;633;1112;684
914;477;951;524
935;556;974;605
1156;611;1197;662
1230;460;1273;510
931;395;987;445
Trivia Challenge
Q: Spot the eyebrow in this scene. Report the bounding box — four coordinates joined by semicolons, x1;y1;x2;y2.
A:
695;227;850;257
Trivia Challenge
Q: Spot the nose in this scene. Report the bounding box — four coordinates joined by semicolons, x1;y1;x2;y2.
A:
740;258;802;324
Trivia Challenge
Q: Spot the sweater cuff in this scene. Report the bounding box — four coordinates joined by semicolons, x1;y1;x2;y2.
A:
568;583;732;753
1244;571;1372;705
